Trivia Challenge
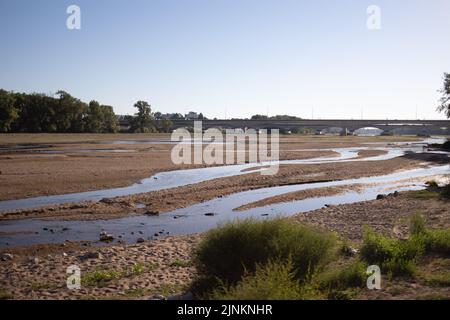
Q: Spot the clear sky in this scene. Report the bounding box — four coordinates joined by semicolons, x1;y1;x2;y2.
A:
0;0;449;119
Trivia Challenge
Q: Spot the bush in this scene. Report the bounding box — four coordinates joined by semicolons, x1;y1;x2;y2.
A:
410;213;427;236
211;260;321;300
315;260;367;291
441;184;450;199
425;180;439;189
442;140;450;150
360;227;423;277
193;218;336;294
410;213;450;255
424;229;450;255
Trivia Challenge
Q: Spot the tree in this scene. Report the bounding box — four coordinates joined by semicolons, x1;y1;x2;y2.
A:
54;90;87;132
154;111;162;120
131;100;155;133
159;119;173;133
438;73;450;118
0;88;118;133
84;100;103;133
251;114;268;120
0;89;19;132
101;105;119;133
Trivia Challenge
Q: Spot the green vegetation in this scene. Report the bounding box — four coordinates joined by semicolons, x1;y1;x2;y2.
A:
0;88;174;133
360;227;420;277
250;114;302;120
194;218;336;295
315;260;367;292
361;214;450;278
437;72;450;118
150;283;186;297
0;287;13;300
31;282;58;291
192;213;450;300
193;218;337;298
408;182;450;200
169;259;191;268
212;260;320;300
0;89;118;133
82;269;123;287
421;272;450;287
408;190;440;200
82;262;147;287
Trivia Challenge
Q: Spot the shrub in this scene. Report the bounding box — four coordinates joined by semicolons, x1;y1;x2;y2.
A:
410;213;450;255
441;184;450;199
442;140;450;150
425;180;439;189
360;227;423;277
424;229;450;255
315;260;367;291
211;260;321;300
82;269;122;287
193;218;336;293
410;213;427;236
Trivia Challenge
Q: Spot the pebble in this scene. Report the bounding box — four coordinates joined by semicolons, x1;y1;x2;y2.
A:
78;252;100;261
0;253;13;261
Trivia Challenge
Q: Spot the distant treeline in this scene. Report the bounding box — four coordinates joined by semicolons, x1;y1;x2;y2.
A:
0;89;119;133
0;89;175;133
250;114;302;120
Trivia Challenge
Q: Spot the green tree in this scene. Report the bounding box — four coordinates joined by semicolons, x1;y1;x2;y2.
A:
131;100;155;133
54;90;87;132
84;100;103;132
438;73;450;118
0;89;19;132
100;105;119;133
159;119;173;133
251;114;268;120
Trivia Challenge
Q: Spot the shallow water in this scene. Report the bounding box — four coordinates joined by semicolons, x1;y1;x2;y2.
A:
0;164;448;247
0;137;448;247
0;146;410;212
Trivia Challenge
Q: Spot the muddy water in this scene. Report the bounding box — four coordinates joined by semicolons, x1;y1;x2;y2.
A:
0;164;448;247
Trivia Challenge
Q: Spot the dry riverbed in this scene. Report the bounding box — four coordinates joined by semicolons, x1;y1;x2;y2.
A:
0;191;449;300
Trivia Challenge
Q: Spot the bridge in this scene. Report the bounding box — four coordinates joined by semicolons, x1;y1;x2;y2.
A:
165;119;450;135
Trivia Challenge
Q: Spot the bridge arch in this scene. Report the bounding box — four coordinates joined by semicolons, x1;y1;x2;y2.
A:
353;127;384;136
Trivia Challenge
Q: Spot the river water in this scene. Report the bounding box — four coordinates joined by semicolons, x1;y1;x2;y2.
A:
0;138;448;247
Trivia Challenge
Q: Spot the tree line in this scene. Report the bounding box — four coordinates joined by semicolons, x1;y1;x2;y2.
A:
0;89;174;133
0;89;119;133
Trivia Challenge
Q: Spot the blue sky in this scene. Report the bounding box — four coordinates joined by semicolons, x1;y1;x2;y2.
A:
0;0;449;119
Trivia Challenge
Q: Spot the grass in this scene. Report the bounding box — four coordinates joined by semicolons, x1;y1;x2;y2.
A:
360;213;450;278
211;260;321;300
409;183;450;200
408;190;440;200
150;283;186;297
421;272;450;287
193;218;336;295
169;259;191;268
82;263;147;287
0;287;13;300
82;269;123;287
31;282;58;291
315;260;367;292
360;227;422;278
124;288;147;298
